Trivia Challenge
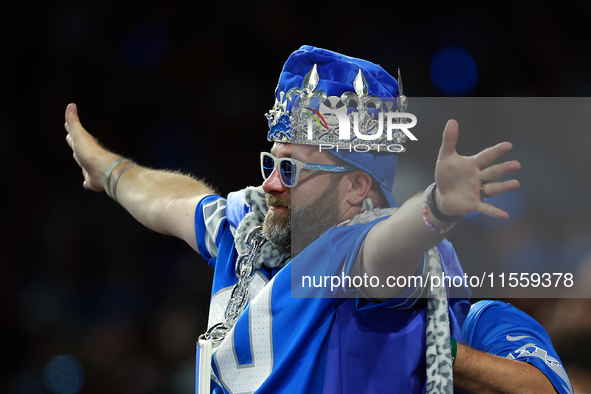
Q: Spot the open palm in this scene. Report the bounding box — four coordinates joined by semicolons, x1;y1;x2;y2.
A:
434;120;521;219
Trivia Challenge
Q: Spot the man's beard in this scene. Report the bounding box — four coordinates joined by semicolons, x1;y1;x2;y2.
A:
262;195;291;249
263;174;342;254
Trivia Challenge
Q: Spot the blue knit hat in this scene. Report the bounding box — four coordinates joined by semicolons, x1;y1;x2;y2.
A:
267;45;404;207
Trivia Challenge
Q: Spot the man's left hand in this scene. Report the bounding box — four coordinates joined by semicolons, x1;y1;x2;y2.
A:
434;119;521;219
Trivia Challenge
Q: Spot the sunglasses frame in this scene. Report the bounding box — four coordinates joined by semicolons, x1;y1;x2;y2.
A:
260;152;355;188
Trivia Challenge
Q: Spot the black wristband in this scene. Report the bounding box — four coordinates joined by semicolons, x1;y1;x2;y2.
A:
428;184;461;222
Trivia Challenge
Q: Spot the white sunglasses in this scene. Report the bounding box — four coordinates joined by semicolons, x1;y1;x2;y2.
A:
260;152;354;187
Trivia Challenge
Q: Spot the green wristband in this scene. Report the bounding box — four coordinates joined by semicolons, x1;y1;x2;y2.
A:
450;337;457;367
104;158;127;198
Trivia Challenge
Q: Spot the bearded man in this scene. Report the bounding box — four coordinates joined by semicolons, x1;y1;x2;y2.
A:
65;46;527;393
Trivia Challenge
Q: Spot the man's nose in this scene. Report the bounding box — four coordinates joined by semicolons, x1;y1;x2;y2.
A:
262;167;287;194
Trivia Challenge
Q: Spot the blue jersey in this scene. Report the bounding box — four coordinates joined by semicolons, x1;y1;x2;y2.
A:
463;300;573;394
196;191;471;394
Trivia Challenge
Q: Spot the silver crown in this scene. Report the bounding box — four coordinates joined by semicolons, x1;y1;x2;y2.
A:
266;65;415;151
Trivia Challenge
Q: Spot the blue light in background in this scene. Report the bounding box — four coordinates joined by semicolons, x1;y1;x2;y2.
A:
124;22;169;68
44;355;85;394
430;46;477;96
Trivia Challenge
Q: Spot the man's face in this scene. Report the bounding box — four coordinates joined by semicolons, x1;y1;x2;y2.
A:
262;143;347;253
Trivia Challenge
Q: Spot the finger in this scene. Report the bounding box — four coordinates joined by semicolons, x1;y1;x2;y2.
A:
65;103;101;148
474;141;513;168
65;103;83;136
73;152;81;167
480;160;521;183
481;179;520;198
477;201;510;220
66;134;73;150
438;119;459;158
82;169;91;190
65;103;77;121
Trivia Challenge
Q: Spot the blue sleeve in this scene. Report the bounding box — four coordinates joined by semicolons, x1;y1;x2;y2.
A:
195;195;227;266
343;217;470;310
226;189;250;228
463;300;573;394
195;191;249;269
336;217;417;310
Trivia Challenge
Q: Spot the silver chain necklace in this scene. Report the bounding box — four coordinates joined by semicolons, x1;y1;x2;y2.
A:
199;225;267;343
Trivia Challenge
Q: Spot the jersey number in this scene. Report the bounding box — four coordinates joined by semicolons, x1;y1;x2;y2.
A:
213;279;275;394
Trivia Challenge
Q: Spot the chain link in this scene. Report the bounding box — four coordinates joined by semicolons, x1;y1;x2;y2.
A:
199;226;267;343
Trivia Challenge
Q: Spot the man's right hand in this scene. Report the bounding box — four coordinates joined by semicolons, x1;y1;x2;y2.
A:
64;103;215;253
64;103;120;192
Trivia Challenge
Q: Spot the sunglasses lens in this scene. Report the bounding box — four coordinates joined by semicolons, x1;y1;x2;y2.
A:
280;160;297;186
262;154;275;179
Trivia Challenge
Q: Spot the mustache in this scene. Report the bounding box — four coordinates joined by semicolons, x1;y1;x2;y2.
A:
266;194;291;209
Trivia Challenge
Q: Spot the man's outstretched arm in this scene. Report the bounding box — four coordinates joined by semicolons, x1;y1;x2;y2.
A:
360;119;521;298
64;103;215;252
454;343;558;394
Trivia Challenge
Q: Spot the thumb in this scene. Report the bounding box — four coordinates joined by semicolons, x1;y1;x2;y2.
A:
438;119;459;158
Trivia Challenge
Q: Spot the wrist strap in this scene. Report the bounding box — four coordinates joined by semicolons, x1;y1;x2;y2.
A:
428;183;462;222
111;163;136;202
421;183;457;234
104;158;127;198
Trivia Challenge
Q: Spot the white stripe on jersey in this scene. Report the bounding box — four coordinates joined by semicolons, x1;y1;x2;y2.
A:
214;276;275;394
202;199;227;258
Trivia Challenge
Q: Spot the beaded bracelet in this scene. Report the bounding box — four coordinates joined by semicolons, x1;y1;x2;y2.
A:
421;184;438;232
421;183;458;234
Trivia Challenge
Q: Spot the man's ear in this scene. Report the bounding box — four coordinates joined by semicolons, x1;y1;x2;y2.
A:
345;170;373;206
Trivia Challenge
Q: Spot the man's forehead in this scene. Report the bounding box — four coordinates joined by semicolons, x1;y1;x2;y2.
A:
270;142;291;157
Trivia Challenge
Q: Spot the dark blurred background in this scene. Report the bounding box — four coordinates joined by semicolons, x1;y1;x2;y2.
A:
2;1;591;393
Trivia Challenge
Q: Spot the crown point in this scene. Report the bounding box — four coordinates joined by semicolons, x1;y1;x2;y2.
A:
354;69;368;98
303;64;319;92
397;68;403;97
